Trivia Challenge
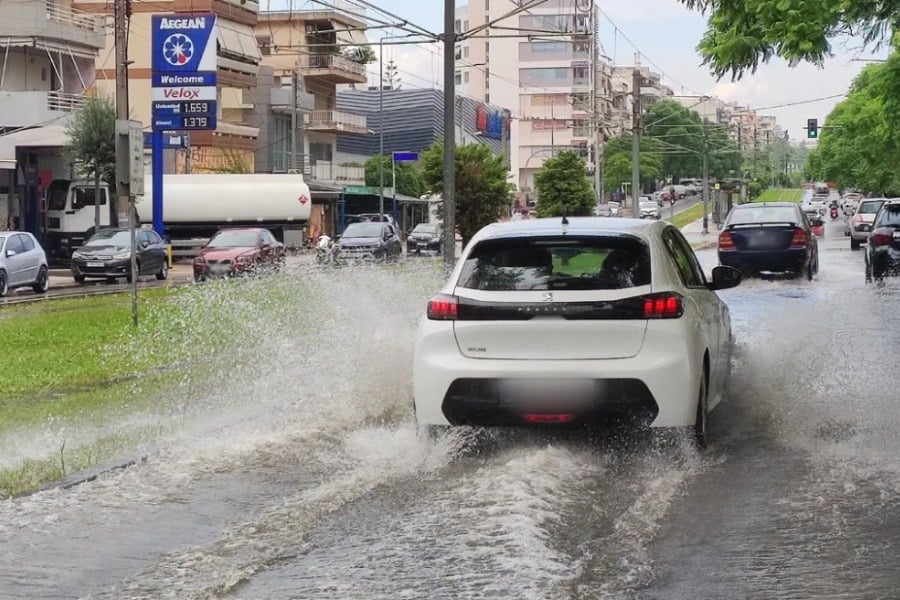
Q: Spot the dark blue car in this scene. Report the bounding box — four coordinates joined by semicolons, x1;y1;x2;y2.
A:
717;202;819;280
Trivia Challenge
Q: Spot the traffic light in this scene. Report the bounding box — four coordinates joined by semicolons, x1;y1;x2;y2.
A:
807;118;818;139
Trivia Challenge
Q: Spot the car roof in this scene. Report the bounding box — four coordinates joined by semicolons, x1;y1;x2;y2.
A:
471;217;662;243
736;202;797;209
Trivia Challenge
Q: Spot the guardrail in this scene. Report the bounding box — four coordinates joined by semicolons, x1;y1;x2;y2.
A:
45;2;101;33
47;91;85;112
302;54;366;78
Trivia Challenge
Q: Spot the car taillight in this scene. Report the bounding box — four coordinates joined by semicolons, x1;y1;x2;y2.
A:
789;228;808;249
718;231;734;249
642;293;683;319
871;228;894;246
522;414;575;424
427;294;458;320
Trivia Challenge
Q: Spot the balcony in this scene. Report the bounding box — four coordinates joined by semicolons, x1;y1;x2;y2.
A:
308;161;365;184
0;90;85;128
305;110;368;135
298;54;368;84
0;1;104;52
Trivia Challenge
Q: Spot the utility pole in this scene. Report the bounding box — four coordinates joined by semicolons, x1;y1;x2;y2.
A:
631;57;641;218
442;0;456;271
702;125;709;234
114;0;130;227
291;67;299;172
379;37;385;222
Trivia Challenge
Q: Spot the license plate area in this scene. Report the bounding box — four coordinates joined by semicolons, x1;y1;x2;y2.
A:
498;379;597;407
87;261;105;268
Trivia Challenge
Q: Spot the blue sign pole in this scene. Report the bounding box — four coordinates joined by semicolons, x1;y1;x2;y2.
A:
152;130;164;237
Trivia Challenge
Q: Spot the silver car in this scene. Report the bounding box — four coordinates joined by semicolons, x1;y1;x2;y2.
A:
849;198;887;250
0;231;50;297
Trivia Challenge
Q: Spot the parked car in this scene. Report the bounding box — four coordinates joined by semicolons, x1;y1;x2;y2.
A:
639;200;661;219
849;198;888;250
71;228;168;284
407;222;442;255
335;221;403;262
717;202;819;280
413;217;742;449
0;231;50;297
865;199;900;282
193;227;285;282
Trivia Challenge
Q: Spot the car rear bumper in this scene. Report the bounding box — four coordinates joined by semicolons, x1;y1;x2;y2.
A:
850;227;872;242
869;247;900;276
718;248;807;274
413;322;700;429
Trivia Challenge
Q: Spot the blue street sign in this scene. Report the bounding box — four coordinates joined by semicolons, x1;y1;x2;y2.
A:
152;100;217;117
143;131;189;149
392;151;419;162
151;14;218;74
153;115;217;130
152;71;217;87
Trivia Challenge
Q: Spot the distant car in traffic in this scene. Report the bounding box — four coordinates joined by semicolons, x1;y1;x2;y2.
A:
71;228;168;284
639;200;661;219
849;198;888;250
413;217;742;449
0;231;50;297
717;202;819;280
865;199;900;283
193;227;285;282
335;221;403;262
407;222;442;255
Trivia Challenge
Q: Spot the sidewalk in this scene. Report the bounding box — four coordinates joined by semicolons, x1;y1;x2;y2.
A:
680;215;718;251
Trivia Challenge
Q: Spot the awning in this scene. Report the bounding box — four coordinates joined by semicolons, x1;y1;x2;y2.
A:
217;21;261;64
0;125;69;169
0;37;97;60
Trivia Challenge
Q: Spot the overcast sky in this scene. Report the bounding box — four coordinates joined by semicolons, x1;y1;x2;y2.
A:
289;0;890;141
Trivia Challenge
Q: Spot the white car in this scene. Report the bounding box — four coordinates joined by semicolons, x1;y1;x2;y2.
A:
413;217;742;449
639;200;661;219
0;231;50;297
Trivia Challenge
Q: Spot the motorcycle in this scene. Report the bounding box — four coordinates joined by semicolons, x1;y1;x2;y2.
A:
315;234;338;265
830;206;839;220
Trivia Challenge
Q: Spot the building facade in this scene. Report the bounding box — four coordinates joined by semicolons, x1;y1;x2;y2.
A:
455;0;599;194
254;6;370;185
73;0;262;173
0;0;105;231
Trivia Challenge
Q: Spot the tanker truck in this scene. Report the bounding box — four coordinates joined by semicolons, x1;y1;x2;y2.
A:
43;173;312;261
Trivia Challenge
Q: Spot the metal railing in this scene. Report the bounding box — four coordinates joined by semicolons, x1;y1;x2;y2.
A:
47;91;85;112
45;1;101;33
302;54;366;78
305;110;368;132
308;162;365;183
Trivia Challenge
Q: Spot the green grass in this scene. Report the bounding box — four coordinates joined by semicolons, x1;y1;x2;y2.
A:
666;203;705;229
754;188;803;203
0;276;323;497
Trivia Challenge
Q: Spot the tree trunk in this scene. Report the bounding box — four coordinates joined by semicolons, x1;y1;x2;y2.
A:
93;169;101;230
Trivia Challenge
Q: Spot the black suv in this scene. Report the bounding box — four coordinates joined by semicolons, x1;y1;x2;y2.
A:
865;199;900;282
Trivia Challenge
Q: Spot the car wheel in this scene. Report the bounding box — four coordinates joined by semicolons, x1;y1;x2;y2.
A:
74;274;86;284
193;273;205;283
806;261;814;281
0;269;7;297
692;370;709;451
32;265;49;294
156;261;168;281
851;238;860;250
126;262;139;283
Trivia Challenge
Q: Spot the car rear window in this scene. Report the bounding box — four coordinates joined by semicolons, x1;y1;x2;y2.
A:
875;205;900;226
728;206;798;225
859;200;885;214
457;236;651;291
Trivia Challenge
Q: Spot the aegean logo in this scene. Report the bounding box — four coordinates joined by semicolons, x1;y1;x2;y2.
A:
159;17;207;29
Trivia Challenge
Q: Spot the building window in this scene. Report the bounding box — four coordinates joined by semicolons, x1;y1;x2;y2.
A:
463;46;469;58
455;45;462;60
463;71;469;83
463;19;469;31
455;19;461;33
531;41;568;53
520;68;570;86
271;115;291;172
257;35;272;56
455;70;462;85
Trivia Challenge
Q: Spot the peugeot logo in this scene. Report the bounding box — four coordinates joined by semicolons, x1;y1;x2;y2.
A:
541;292;554;302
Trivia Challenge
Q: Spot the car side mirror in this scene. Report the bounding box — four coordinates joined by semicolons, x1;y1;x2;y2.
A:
140;241;149;249
6;249;16;258
708;265;741;291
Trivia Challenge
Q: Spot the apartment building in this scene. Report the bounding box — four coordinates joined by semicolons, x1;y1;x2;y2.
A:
73;0;261;173
610;64;673;131
254;5;369;185
0;0;105;231
455;0;599;193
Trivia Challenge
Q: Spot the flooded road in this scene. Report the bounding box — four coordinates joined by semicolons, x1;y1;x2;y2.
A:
1;220;898;599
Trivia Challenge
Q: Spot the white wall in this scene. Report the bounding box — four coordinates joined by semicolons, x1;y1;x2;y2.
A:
1;50;53;92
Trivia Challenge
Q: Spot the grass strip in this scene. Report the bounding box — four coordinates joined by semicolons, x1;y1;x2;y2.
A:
754;188;803;203
666;203;706;229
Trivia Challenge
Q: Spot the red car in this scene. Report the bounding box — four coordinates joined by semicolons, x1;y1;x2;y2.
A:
193;227;285;282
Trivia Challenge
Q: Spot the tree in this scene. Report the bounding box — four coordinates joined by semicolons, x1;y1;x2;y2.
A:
678;0;898;80
602;134;663;192
383;59;401;90
421;140;511;246
533;150;594;217
65;96;116;229
805;58;900;194
642;100;705;180
364;155;425;197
